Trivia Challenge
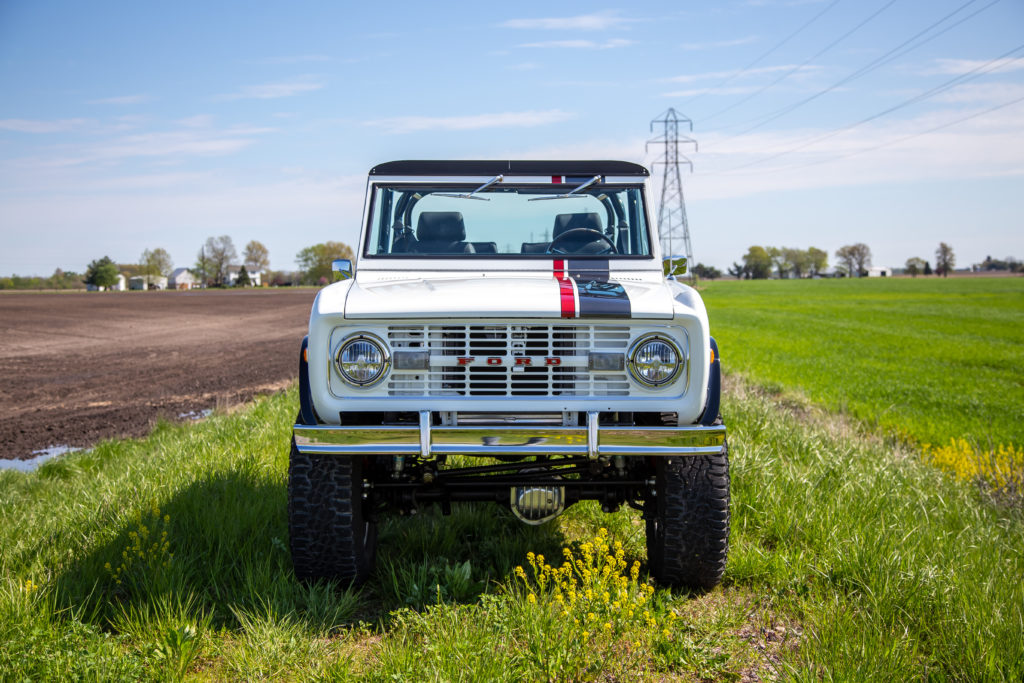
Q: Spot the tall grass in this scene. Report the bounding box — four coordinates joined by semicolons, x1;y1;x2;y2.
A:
702;276;1024;492
702;277;1024;448
1;381;1021;680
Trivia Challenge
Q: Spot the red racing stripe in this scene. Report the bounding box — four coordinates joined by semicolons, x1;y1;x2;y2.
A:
553;259;576;318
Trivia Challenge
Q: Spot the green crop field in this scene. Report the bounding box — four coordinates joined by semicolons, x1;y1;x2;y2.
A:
2;381;1022;680
702;276;1024;485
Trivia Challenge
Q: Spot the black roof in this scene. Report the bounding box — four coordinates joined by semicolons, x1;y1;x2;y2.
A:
370;160;649;177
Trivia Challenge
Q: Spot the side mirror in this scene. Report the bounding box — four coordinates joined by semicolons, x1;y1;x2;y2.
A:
664;256;687;279
331;259;353;280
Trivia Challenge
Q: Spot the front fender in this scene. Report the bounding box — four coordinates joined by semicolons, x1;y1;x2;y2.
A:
698;337;721;425
298;335;319;426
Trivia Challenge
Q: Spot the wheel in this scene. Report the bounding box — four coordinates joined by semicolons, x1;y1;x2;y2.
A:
646;440;730;591
288;438;377;584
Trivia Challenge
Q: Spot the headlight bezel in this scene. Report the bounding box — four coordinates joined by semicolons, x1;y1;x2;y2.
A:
334;332;391;388
627;333;685;388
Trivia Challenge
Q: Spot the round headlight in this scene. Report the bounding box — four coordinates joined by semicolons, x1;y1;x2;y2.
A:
628;335;683;387
336;334;390;387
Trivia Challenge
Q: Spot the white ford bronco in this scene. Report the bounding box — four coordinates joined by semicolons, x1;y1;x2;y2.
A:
290;160;727;590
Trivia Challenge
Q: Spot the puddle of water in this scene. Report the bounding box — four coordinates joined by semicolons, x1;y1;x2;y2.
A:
0;445;82;473
178;409;213;421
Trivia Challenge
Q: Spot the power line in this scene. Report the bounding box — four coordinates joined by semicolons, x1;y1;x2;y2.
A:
706;0;1001;142
701;0;901;124
751;93;1024;174
678;0;844;109
707;41;1024;174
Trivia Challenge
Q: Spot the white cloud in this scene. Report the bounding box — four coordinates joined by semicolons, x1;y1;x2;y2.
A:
933;83;1024;104
176;115;215;128
688;103;1024;200
0;172;368;273
680;37;757;51
0;118;88;133
500;11;632;31
664;64;819;84
88;94;153;105
370;109;576;134
87;131;258;161
5;124;274;169
927;57;1024;76
218;78;324;100
519;38;634;50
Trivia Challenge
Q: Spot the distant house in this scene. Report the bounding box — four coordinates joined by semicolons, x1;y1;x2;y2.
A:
169;268;197;290
226;265;262;287
130;275;168;290
816;267;846;278
86;273;127;291
868;266;893;278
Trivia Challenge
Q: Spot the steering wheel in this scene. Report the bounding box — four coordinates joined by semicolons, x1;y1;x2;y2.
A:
547;228;618;255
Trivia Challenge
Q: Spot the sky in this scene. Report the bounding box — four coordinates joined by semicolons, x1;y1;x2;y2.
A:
1;0;1022;276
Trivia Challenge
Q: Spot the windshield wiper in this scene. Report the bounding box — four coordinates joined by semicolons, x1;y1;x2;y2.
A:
435;174;503;201
528;175;601;201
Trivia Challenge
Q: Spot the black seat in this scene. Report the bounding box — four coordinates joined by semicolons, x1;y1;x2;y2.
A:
520;242;550;254
416;212;475;254
469;242;497;254
553;212;603;237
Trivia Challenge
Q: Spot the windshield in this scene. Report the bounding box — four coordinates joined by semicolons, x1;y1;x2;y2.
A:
363;184;652;258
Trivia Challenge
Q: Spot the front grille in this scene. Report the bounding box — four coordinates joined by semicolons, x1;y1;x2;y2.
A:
386;323;631;397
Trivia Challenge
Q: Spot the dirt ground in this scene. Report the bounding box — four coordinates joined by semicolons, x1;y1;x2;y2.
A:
0;289;317;460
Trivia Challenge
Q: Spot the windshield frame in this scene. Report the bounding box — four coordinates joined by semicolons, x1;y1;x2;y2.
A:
360;179;657;262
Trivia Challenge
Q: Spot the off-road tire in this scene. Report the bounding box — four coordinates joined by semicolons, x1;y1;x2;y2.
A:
288;439;377;584
646;440;730;591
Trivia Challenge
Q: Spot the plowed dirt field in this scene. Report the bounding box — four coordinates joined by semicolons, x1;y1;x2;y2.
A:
1;289;316;460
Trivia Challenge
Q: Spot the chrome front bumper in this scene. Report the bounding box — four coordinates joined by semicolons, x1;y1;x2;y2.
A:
293;411;725;460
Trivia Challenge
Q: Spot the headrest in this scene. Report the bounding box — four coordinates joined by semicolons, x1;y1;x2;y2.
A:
417;211;466;242
520;242;550;254
553;212;602;238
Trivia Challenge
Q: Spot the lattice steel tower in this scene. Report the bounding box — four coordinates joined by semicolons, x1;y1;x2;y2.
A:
647;108;697;277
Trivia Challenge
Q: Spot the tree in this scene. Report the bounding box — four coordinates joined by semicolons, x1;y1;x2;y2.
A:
727;262;747;279
768;247;792;279
836;243;871;277
807;247;828;277
923;260;933;276
202;235;237;287
741;246;773;279
243;240;270;273
236;264;251;287
296;241;354;285
692;263;722;280
193;248;215;287
785;247;812;279
84;256;119;290
905;257;926;277
139;247;173;286
935;242;955;277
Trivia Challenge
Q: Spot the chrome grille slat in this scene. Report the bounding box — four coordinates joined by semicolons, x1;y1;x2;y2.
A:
386;324;631;397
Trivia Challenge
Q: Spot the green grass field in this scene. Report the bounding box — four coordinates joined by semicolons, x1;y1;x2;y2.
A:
702;276;1024;452
2;381;1022;680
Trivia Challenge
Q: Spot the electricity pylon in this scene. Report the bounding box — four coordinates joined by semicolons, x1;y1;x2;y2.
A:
647;108;696;279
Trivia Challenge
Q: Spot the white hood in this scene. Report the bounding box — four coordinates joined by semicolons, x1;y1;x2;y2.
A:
341;272;675;320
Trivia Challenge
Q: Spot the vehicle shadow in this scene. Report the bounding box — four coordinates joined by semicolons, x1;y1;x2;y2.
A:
53;469;360;631
372;502;567;610
52;468;567;628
